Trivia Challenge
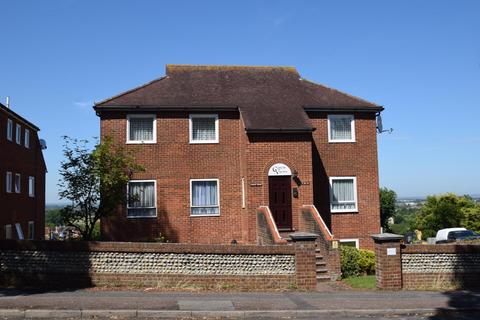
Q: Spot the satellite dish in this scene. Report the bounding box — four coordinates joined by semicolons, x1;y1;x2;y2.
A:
40;139;47;150
376;114;393;134
376;114;383;133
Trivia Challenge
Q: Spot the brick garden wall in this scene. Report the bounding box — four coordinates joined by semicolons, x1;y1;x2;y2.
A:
373;235;480;290
402;245;480;290
0;240;318;290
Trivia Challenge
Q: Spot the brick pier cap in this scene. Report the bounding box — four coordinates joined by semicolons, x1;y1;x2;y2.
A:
371;233;403;242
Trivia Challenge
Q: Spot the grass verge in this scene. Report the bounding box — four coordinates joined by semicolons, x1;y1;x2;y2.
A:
343;275;376;289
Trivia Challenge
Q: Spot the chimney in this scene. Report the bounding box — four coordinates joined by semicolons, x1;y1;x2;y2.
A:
5;96;10;108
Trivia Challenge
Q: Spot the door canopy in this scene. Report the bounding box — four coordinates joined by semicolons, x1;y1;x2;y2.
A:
268;163;292;176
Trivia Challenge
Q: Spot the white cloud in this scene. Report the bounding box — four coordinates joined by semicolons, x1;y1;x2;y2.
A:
73;101;92;108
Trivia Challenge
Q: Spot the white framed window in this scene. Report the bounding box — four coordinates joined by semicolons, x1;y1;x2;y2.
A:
127;180;157;218
15;223;24;240
189;114;219;144
190;179;220;216
328;115;355;142
5;225;12;240
15;124;21;144
7;119;13;141
28;221;35;240
14;173;21;193
126;114;156;144
24;129;30;148
329;177;358;213
6;172;12;193
339;238;359;249
28;176;35;197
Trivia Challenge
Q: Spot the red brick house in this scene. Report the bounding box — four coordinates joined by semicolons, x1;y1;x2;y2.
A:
94;65;383;249
0;101;46;240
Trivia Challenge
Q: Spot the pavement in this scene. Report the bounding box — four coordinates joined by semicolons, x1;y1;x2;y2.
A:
0;286;480;319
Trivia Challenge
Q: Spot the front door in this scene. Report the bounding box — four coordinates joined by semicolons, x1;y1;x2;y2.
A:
268;176;292;230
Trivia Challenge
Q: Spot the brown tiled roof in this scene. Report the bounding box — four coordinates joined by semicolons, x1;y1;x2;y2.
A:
95;65;383;131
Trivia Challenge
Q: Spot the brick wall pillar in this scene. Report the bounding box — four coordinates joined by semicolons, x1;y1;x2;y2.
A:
372;233;403;290
291;232;317;290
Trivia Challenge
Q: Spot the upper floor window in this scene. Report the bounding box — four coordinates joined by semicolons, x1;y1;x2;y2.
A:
25;129;30;148
28;176;35;197
126;114;156;144
190;179;220;216
14;173;21;193
328;115;355;143
7;119;13;141
189;114;218;144
5;172;12;193
15;124;21;144
330;177;358;213
127;180;157;218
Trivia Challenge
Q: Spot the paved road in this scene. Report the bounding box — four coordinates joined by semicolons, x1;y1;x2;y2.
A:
0;288;479;319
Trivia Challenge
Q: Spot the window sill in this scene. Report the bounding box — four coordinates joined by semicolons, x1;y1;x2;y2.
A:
126;215;158;219
190;214;221;217
189;141;219;144
331;209;359;213
328;140;356;143
126;141;157;144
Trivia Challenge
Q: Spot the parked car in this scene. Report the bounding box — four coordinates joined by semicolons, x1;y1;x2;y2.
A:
436;228;480;244
435;228;466;244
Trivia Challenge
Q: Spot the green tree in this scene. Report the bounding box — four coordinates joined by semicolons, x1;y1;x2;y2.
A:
415;193;476;238
45;209;65;228
380;187;397;231
462;207;480;233
58;136;143;240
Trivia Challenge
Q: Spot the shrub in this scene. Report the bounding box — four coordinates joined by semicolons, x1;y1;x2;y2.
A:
358;249;376;275
340;246;376;278
340;246;361;278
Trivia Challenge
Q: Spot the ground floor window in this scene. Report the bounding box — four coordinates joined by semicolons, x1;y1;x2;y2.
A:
339;238;359;249
28;221;35;240
329;177;358;212
190;179;220;216
15;223;24;240
127;180;157;218
5;225;12;240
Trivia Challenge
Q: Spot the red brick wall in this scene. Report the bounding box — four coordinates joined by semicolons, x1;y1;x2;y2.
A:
245;133;313;242
0;109;45;240
99;110;380;248
100;111;245;244
309;112;380;249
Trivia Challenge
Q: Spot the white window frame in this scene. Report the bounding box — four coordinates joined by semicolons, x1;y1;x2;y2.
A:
339;238;359;249
126;179;157;218
14;173;21;193
327;114;355;143
190;178;220;217
5;224;12;240
28;221;35;240
7;119;13;141
28;176;35;197
6;171;12;193
24;128;30;148
329;176;358;213
15;124;21;144
15;223;24;240
189;114;219;144
126;114;157;144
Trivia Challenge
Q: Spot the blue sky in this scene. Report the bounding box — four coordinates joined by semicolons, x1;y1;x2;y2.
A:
1;0;479;203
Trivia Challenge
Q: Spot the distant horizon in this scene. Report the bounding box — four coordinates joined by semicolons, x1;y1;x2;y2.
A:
45;192;480;207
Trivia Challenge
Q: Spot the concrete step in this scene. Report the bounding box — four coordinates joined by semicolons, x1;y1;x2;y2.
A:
315;254;324;259
316;275;331;282
316;261;327;266
316;268;328;273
